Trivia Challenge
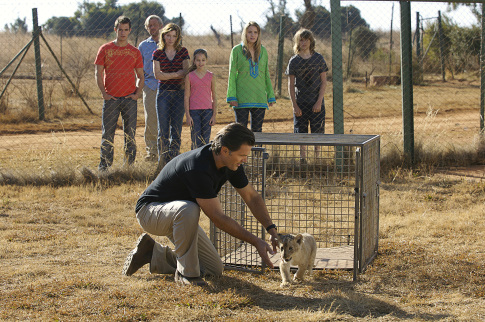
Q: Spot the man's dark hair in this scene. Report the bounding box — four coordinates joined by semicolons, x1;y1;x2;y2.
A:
211;123;255;155
115;16;131;29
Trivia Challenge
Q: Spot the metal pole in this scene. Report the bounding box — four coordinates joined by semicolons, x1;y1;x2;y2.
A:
179;13;183;45
40;33;94;114
230;15;234;49
0;39;33;77
416;12;421;61
438;10;446;82
331;0;344;135
481;3;485;132
353;147;361;282
0;41;32;100
389;3;394;77
415;12;422;83
32;8;45;121
400;1;414;165
346;9;352;80
346;28;352;80
276;15;285;97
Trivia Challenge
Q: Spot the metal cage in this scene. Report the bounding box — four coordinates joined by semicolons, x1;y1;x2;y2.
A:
210;133;380;280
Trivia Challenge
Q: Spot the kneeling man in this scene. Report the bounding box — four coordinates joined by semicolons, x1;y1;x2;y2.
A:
123;123;278;286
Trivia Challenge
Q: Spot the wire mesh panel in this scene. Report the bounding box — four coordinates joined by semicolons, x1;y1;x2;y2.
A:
211;147;268;274
359;138;380;273
263;143;356;249
213;133;380;279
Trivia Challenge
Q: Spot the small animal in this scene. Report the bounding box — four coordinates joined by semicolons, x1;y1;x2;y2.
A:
277;233;317;287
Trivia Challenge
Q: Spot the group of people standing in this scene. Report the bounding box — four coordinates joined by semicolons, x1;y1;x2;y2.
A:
94;15;328;171
94;14;331;287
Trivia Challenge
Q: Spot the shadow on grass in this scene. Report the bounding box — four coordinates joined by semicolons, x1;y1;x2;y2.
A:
199;273;451;320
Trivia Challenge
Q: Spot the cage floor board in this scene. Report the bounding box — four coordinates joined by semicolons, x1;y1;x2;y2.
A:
222;245;354;270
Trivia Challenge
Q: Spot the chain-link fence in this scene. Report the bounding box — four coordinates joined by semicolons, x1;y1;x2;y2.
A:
0;1;483;181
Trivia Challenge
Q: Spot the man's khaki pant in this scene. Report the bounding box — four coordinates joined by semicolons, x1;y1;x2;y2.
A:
136;201;224;278
142;87;158;157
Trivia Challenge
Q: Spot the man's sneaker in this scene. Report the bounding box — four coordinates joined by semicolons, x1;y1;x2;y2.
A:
175;270;207;286
122;233;155;276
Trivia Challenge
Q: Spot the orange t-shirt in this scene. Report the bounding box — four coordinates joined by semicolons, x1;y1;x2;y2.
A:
94;42;143;97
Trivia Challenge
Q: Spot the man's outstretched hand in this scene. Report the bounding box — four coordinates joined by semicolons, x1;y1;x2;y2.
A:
269;231;278;253
255;239;275;269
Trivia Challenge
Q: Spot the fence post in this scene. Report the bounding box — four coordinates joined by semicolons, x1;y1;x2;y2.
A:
32;8;45;121
415;11;423;84
330;0;344;176
480;3;484;133
438;10;446;82
276;15;285;97
230;15;234;49
400;1;414;165
330;0;344;135
416;12;421;62
389;3;394;78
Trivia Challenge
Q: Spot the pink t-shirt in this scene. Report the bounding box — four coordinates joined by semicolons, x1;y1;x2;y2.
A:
94;42;143;97
189;71;213;110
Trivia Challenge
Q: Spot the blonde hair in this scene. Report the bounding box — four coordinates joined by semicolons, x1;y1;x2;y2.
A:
293;28;316;55
158;23;182;51
188;48;208;73
144;15;163;29
241;21;261;63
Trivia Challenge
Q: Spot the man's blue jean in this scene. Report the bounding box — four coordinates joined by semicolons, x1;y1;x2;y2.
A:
189;109;213;149
234;107;266;132
99;97;137;170
156;90;184;163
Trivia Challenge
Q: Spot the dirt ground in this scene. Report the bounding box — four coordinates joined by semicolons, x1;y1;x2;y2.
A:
0;88;484;174
436;164;485;181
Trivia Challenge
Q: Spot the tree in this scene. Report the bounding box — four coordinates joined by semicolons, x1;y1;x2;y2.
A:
447;24;480;74
122;0;167;45
44;17;81;37
74;0;122;38
422;15;480;77
448;2;482;23
300;0;315;30
342;5;369;34
264;0;298;37
293;4;369;39
4;17;28;34
351;26;379;60
42;0;181;40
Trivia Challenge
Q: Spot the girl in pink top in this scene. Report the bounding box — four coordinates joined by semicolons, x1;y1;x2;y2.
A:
184;49;218;149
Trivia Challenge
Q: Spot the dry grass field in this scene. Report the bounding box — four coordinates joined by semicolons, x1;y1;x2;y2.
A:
0;170;484;321
1;30;485;321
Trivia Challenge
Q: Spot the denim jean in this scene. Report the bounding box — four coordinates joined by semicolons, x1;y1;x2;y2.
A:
99;97;137;170
234;107;266;132
189;109;213;149
156;90;185;163
293;99;325;134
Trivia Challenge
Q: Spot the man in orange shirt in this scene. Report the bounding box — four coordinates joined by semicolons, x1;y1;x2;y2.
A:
94;16;144;171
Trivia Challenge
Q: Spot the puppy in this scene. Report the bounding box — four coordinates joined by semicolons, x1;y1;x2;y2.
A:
277;233;317;287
